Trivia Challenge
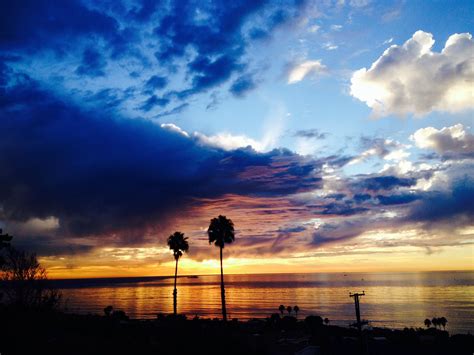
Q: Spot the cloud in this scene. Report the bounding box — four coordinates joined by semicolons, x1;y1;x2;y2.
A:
152;0;307;98
349;0;371;8
411;124;474;159
349;137;405;165
294;129;327;140
0;0;120;52
229;74;258;97
0;75;323;244
376;193;420;205
356;175;417;191
287;60;326;84
311;219;369;247
308;24;320;33
139;95;170;111
154;103;189;118
75;48;107;77
144;75;168;91
194;132;264;152
160;123;190;137
1;0;308;114
322;42;338;51
351;31;474;116
405;177;474;225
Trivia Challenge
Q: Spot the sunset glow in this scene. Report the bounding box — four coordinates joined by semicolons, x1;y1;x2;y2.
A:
1;0;473;279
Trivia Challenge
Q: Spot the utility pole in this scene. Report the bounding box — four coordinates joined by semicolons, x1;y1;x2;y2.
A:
350;291;366;355
350;291;365;333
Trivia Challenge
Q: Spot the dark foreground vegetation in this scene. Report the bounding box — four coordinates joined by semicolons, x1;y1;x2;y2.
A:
0;308;472;355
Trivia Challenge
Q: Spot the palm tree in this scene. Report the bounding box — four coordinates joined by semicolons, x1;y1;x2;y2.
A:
286;306;292;316
439;317;447;330
208;215;235;322
424;318;431;328
167;231;189;316
279;304;285;316
293;305;300;318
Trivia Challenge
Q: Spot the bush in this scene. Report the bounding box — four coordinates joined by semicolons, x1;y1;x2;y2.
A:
0;247;61;310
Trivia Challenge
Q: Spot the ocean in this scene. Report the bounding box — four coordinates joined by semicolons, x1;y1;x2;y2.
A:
53;271;474;334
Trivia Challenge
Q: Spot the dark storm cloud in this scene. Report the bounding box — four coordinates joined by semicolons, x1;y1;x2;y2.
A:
356;175;417;191
376;194;420;205
12;236;94;257
0;0;119;52
0;75;322;241
405;177;474;224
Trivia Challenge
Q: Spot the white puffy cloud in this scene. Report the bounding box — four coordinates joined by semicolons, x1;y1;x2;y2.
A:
350;31;474;116
411;124;474;154
194;132;264;151
287;60;326;84
160;123;189;137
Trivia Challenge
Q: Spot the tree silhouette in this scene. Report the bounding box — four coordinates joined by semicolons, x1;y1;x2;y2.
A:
286;305;292;316
324;317;330;325
0;229;12;249
104;305;113;317
432;317;439;329
167;231;189;316
279;304;285;316
0;229;13;267
208;215;235;322
2;247;61;308
424;318;431;328
293;305;299;318
439;317;447;330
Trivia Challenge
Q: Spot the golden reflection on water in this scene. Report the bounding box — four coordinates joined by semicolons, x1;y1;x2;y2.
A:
60;272;474;334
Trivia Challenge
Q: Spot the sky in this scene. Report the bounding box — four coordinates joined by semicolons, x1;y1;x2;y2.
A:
0;0;473;278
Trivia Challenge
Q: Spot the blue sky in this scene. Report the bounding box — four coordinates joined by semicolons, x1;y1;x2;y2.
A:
0;0;473;276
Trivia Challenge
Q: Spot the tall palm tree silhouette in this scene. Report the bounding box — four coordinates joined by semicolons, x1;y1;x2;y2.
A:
208;215;235;322
167;231;189;316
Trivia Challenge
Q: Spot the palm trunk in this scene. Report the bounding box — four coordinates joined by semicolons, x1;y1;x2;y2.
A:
173;257;178;316
220;246;227;322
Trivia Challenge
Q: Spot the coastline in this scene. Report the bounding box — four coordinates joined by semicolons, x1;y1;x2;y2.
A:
1;308;472;355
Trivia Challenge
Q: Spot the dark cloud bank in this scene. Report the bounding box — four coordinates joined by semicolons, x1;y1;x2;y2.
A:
0;71;322;242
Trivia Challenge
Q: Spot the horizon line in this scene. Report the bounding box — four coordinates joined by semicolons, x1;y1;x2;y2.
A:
47;269;474;281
